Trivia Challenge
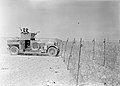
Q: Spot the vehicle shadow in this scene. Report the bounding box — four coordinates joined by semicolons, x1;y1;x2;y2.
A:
18;53;49;56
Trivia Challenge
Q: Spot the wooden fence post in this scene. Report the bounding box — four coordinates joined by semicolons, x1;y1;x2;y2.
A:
67;38;75;70
103;38;106;66
61;41;64;56
92;39;95;60
63;38;69;62
76;38;82;86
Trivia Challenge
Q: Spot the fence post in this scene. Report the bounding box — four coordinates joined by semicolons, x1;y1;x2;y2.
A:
103;38;106;66
61;41;64;56
92;39;95;60
76;38;82;86
63;38;69;62
67;38;75;70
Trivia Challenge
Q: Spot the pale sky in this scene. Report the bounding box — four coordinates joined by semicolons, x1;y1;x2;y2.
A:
0;0;120;41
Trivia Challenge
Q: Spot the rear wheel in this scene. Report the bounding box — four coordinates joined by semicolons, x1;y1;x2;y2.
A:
48;47;58;56
10;46;19;55
57;49;60;56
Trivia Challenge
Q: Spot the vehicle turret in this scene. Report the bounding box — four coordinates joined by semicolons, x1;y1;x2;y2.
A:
20;28;39;40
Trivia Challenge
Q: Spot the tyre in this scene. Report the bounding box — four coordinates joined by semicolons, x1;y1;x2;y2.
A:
48;47;58;57
10;46;19;55
56;49;60;56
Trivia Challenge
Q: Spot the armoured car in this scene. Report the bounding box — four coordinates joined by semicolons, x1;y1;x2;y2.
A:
7;28;61;56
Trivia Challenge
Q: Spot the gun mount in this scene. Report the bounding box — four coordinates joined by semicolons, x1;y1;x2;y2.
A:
19;28;39;40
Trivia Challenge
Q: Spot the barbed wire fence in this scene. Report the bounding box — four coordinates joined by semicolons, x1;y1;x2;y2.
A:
63;38;69;62
67;38;75;70
76;38;82;86
60;38;120;86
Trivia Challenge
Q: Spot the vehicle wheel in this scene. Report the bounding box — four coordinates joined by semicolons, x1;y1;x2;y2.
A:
56;49;60;56
10;46;19;55
48;47;58;57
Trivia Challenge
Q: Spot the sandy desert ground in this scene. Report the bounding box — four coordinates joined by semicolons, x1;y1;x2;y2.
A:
0;54;76;86
0;37;76;86
0;37;106;86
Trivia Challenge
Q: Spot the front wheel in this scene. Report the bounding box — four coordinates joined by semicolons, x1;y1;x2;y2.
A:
47;47;58;57
10;46;19;55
